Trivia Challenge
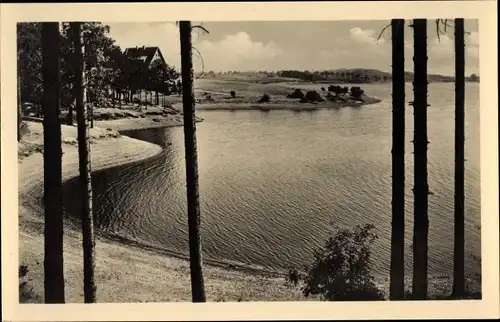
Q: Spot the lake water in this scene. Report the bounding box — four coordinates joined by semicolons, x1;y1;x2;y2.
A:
64;82;481;279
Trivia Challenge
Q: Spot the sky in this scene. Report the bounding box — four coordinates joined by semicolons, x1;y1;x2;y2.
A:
106;20;479;76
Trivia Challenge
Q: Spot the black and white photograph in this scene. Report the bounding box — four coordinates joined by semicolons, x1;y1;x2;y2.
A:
1;1;498;320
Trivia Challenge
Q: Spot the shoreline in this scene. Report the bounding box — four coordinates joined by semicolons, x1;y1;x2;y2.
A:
94;115;203;132
18;121;303;303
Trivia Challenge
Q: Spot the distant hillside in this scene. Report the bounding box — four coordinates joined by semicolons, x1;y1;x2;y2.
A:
198;69;479;83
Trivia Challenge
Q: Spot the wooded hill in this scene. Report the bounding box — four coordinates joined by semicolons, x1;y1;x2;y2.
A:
199;69;479;83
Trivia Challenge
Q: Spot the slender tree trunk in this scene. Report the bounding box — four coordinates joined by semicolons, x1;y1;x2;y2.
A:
41;22;65;303
452;18;466;298
390;18;406;300
412;19;429;300
66;35;74;127
71;22;97;303
67;102;74;126
179;20;206;303
88;103;93;129
155;90;159;106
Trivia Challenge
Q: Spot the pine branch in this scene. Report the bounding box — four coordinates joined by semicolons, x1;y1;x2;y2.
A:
377;23;392;41
192;25;210;36
192;46;205;79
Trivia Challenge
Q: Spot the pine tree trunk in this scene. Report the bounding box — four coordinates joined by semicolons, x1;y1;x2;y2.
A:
66;33;75;127
452;18;466;298
89;104;94;129
67;102;74;126
72;22;97;303
412;19;429;300
179;20;206;303
390;18;406;300
41;22;65;303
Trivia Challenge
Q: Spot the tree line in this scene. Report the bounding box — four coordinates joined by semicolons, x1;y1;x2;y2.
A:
277;69;388;82
17;22;181;122
202;69;478;83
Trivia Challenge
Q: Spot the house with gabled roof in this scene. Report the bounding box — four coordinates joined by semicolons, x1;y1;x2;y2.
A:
123;46;167;70
121;46;171;92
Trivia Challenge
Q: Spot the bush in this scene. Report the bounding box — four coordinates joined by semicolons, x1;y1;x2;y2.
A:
258;94;270;103
328;85;342;95
350;86;365;98
289;224;385;301
302;90;325;103
230;90;236;98
328;85;350;96
286;268;301;286
286;89;305;99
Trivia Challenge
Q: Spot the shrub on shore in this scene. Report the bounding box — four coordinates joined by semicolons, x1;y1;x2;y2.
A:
350;86;365;98
258;94;271;103
300;91;325;103
328;85;349;95
286;89;305;99
285;224;385;301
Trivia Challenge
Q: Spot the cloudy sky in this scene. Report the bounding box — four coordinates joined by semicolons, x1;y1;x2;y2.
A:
107;20;479;76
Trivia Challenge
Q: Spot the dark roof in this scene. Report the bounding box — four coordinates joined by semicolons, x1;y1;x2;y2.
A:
123;46;165;68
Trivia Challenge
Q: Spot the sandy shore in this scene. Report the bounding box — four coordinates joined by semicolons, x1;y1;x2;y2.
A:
18;122;303;303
